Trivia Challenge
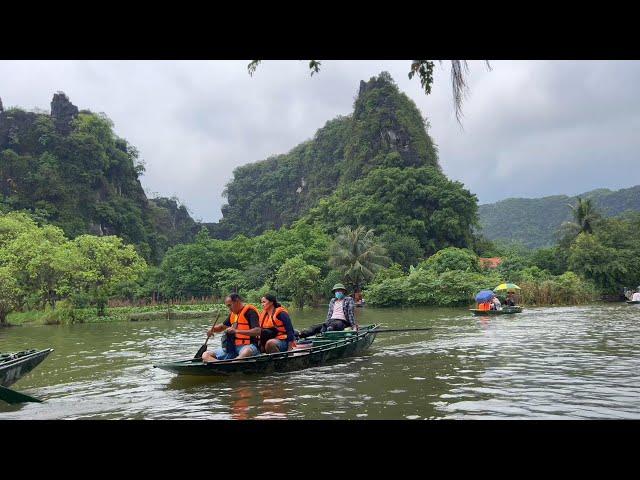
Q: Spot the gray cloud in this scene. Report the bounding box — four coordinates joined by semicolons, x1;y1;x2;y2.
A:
2;60;640;221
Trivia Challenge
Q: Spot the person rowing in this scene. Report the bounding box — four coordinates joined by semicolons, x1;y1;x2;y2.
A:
259;293;296;353
201;293;261;362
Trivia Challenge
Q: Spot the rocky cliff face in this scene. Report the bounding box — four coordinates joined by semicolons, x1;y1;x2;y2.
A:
50;92;79;134
210;72;440;239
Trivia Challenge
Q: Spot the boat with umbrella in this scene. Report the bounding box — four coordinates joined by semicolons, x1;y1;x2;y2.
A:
469;284;524;315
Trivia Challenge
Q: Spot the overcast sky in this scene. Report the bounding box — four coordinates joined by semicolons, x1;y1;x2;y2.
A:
2;60;639;222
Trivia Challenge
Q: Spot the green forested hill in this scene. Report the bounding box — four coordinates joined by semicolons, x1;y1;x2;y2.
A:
0;93;198;263
1;75;479;269
478;185;640;248
209;72;440;239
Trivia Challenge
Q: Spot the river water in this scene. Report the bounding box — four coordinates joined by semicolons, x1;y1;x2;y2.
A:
1;304;639;419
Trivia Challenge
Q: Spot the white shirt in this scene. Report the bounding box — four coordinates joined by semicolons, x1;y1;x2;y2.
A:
632;292;640;301
332;299;346;320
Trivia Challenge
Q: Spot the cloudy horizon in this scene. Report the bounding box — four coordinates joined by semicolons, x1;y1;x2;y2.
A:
2;60;639;222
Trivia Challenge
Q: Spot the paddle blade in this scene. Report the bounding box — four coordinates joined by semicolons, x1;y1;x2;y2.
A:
194;343;208;359
0;385;43;404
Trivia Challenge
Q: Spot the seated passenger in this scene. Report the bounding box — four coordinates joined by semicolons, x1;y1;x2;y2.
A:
478;301;491;311
259;293;296;353
504;292;517;306
632;289;640;302
298;284;358;338
491;296;502;311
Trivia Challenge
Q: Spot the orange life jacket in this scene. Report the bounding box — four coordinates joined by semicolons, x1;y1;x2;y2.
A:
230;304;259;346
259;306;289;341
478;302;491;311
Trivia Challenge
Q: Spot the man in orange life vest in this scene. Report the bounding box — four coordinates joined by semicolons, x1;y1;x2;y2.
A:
259;293;296;353
202;293;261;362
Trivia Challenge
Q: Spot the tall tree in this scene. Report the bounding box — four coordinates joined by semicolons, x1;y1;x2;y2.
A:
0;266;22;325
328;226;391;292
559;197;601;245
569;197;600;234
275;255;321;309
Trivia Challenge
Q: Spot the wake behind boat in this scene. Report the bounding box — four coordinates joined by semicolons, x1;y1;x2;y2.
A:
154;324;379;377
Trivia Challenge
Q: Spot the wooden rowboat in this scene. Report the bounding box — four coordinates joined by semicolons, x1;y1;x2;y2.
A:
0;348;53;404
469;306;524;315
1;348;53;388
153;324;380;377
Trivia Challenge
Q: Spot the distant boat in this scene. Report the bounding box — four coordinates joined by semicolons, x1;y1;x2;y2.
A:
469;306;524;315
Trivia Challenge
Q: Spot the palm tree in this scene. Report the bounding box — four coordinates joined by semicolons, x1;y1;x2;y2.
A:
558;197;601;245
329;226;392;293
569;197;600;234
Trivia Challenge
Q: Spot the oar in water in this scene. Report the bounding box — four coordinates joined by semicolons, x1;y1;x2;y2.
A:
0;385;43;404
370;327;433;333
194;311;222;359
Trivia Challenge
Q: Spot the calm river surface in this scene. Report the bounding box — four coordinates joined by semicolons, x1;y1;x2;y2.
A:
1;304;640;419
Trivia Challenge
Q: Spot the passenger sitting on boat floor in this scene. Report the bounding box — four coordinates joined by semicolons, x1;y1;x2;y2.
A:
490;296;502;311
297;283;357;339
259;293;296;353
504;292;516;306
202;293;261;362
632;288;640;302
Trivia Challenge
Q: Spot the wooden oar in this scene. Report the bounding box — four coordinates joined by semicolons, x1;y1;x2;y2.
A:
370;327;433;333
0;385;43;404
194;311;222;359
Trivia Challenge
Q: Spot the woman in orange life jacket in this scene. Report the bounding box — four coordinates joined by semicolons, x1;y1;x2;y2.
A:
259;293;296;353
201;293;262;362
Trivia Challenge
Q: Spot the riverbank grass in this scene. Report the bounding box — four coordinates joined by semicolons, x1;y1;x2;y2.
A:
7;302;228;326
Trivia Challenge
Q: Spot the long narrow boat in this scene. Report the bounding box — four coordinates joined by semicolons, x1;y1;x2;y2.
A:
1;348;54;388
469;306;524;316
154;324;379;376
627;300;640;305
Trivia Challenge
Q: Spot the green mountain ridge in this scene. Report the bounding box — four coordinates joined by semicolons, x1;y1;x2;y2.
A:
1;73;479;269
478;185;640;248
0;93;199;263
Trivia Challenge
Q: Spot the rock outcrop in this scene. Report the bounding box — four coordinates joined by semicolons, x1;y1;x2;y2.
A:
50;92;79;134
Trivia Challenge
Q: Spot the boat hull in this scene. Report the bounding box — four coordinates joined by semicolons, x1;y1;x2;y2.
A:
0;349;54;388
469;306;523;315
154;325;379;376
627;300;640;304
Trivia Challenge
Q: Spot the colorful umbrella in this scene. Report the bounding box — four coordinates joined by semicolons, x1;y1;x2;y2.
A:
475;290;495;302
494;283;521;292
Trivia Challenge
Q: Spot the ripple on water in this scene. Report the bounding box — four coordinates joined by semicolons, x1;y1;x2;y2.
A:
2;305;640;419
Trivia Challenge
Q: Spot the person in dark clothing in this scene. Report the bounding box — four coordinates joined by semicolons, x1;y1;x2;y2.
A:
202;293;261;362
504;292;517;306
298;283;357;339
